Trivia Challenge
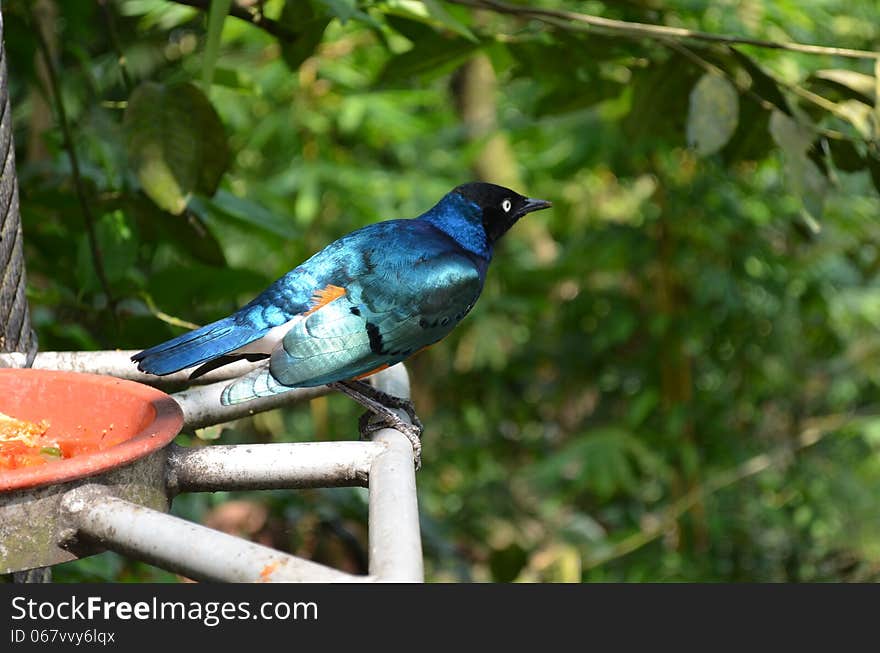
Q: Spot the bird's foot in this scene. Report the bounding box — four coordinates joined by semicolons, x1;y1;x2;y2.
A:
330;380;424;470
358;410;422;470
366;391;424;434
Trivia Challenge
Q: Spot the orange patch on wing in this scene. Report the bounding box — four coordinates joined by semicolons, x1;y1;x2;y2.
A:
304;284;347;316
351;346;431;381
351;364;390;381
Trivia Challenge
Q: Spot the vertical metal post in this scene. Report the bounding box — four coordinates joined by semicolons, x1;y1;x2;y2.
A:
367;365;424;581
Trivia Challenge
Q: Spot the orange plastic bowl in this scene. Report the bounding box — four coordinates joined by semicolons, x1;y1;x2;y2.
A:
0;369;183;492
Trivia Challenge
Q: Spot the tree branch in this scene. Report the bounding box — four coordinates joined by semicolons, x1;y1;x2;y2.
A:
448;0;880;60
168;0;299;42
98;0;133;92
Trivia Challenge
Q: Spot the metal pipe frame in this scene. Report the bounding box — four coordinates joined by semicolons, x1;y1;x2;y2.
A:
365;364;424;581
39;357;424;582
60;485;365;583
0;350;263;389
172;377;331;431
166;441;382;492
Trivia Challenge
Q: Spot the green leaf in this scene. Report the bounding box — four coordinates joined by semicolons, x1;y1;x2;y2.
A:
720;89;773;164
769;110;829;221
384;14;439;43
729;48;792;115
626;389;659;429
484;41;513;76
118;0;196;30
97;192;226;266
687;73;740;156
315;0;381;28
279;0;332;71
692;49;781;163
807;139;829;177
189;190;298;239
509;34;629;80
488;542;528;582
195;424;225;441
529;427;669;500
623;53;703;148
150;209;225;266
382;0;477;42
147;263;270;312
507;35;628;117
769;108;812;154
867;152;880;197
202;0;232;89
96;210;138;284
827;137;866;172
76;209;138;292
377;32;482;85
809;69;875;105
835;99;874;139
420;0;477;42
211;67;256;93
124;82;230;215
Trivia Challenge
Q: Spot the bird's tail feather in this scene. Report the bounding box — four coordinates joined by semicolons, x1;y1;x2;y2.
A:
132;317;260;376
221;364;294;405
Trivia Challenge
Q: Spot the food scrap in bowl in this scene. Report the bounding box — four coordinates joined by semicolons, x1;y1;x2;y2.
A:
0;411;60;470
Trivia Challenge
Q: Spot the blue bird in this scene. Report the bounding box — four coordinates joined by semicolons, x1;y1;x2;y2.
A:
132;182;551;466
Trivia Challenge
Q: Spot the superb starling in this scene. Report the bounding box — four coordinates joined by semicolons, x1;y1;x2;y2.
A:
133;182;552;466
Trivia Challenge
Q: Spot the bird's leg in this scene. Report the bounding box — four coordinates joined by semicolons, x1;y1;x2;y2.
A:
342;379;424;432
329;380;423;469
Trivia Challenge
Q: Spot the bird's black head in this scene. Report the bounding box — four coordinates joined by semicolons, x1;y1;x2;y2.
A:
454;182;552;244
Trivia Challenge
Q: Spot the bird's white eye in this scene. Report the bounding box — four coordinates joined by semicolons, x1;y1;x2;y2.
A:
501;199;512;212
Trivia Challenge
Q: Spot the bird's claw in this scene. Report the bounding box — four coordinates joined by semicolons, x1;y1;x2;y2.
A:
358;410;423;470
370;393;424;433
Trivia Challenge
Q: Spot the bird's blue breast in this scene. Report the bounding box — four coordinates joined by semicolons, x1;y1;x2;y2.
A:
417;193;492;261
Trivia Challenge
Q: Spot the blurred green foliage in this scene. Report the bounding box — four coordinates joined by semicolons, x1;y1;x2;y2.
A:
5;0;880;582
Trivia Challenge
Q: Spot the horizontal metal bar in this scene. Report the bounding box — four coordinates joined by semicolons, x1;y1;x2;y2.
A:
166;441;383;493
0;350;336;430
172;380;331;431
0;350;262;389
367;366;424;582
60;485;368;583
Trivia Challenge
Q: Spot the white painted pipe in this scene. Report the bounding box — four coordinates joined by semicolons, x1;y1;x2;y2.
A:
0;350;261;388
60;485;367;583
171;378;330;431
166;441;384;493
367;365;424;582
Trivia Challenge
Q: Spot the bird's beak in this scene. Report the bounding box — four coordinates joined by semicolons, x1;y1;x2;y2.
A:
519;197;553;217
